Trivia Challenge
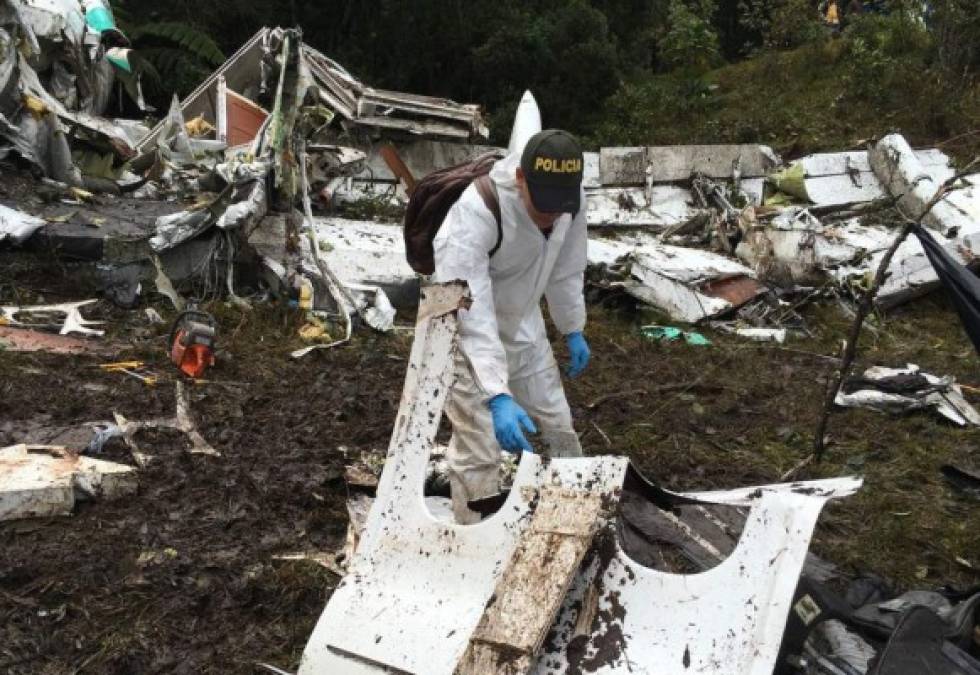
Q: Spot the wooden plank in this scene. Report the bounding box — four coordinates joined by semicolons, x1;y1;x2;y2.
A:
455;488;604;675
379;143;417;194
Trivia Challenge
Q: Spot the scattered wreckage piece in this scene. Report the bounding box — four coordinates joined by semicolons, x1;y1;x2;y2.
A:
585;186;708;230
111;381;219;467
843;229;980;310
835;364;980;426
135;28;271;153
0;444;136;521
870;134;980;238
736;208;895;286
738;134;980;309
509;89;542;155
0;299;104;336
589;233;765;323
870;605;980;675
306;44;488;140
311;218;417;310
0;44;136;186
137;28;488;152
0;325;106;353
599;144;780;186
536;476;862;675
771;148;953;208
713;323;788;343
783;576;980;675
298;281;861;675
0;204;46;245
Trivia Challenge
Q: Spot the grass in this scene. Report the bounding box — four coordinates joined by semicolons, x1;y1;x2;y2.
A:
570;292;980;589
590;24;980;163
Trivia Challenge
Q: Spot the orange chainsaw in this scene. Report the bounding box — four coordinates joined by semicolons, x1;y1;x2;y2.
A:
168;310;217;379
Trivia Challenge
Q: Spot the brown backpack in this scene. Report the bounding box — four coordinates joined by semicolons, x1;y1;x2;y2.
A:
403;151;504;275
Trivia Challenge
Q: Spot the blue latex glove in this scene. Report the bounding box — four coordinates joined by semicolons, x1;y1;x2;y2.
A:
488;394;536;454
565;331;590;378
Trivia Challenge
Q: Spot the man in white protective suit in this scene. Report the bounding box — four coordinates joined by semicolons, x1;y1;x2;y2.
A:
432;129;591;524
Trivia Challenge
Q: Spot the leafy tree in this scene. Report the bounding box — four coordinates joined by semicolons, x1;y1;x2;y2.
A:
931;0;980;77
471;1;621;138
736;0;824;50
113;1;227;106
658;0;721;74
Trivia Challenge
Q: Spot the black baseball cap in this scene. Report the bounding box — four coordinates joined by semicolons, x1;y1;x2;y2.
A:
520;129;584;214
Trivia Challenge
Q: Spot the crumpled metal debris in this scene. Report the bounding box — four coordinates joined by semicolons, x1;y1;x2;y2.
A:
0;0;137;186
0;203;47;244
299;281;862;675
0;443;137;521
0;299;104;336
590;231;765;323
836;364;980;426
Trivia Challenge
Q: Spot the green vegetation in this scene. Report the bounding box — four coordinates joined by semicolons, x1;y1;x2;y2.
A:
112;0;980;158
592;7;980;159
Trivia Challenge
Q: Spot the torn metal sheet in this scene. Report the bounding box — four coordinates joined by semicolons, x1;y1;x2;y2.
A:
149;208;214;252
0;299;103;336
833;224;980;309
736;208;895;285
0;444;136;521
600;144;780;186
590;233;764;323
585;186;707;229
136;28;271;151
300;281;859;674
0;203;46;244
19;0;85;43
138;28;487;146
298;283;629;675
836;364;980;426
312;218;417;309
536;476;862;675
871;134;980;238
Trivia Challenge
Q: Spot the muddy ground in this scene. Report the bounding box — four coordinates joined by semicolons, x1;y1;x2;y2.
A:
1;246;979;673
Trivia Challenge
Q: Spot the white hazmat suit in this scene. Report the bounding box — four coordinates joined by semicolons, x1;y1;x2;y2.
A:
432;151;587;523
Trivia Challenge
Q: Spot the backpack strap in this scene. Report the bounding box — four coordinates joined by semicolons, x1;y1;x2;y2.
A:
473;174;503;258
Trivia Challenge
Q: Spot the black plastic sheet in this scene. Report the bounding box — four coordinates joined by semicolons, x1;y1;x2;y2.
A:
914;225;980;358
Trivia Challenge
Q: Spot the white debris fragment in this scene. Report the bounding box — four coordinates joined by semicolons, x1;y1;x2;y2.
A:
589;233;764;323
714;325;788;343
0;444;137;521
0;299;104;336
0;204;47;245
871;134;980;238
736;208;894;285
586;186;707;229
507;89;542;155
299;281;862;675
835;364;980;426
